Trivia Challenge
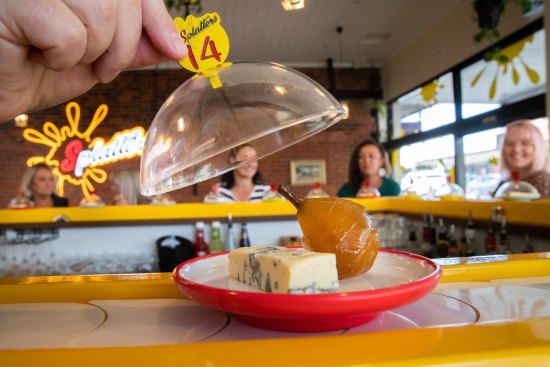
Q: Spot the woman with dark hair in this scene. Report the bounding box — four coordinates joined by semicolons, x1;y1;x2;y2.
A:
205;144;271;202
337;139;401;197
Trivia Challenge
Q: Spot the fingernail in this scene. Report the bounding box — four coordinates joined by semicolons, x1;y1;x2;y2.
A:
170;32;187;59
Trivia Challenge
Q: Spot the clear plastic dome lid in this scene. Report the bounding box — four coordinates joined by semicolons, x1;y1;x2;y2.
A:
435;179;465;200
494;172;540;201
140;61;345;195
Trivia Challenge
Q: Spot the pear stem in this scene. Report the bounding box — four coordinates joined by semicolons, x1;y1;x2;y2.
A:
277;184;302;209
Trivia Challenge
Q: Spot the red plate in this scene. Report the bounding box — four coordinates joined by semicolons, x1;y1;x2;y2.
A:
173;249;441;332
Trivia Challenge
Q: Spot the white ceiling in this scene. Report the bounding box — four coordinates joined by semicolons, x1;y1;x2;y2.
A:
164;0;463;68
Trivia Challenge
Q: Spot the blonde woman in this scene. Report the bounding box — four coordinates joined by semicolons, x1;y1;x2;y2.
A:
496;119;550;198
110;167;151;205
18;163;69;207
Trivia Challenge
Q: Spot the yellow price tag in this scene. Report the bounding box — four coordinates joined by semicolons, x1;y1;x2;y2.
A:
174;13;230;88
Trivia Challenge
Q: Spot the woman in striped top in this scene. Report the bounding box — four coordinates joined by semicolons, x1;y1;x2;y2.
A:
206;144;271;202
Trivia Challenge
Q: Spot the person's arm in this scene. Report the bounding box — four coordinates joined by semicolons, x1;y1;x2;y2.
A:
0;0;187;123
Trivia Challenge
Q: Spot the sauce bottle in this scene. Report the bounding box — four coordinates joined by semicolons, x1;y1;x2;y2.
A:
239;222;251;247
208;221;224;253
193;221;209;257
225;213;237;251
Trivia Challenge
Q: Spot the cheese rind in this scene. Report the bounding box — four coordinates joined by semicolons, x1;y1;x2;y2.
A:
228;246;339;294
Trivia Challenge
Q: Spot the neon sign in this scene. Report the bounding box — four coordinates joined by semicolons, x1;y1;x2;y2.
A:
23;102;146;198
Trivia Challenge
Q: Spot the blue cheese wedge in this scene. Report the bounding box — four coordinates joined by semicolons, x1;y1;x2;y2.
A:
228;246;338;294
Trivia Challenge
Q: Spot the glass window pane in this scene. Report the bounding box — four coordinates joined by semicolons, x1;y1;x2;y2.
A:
460;29;546;119
463;127;505;200
391;73;455;139
396;134;455;196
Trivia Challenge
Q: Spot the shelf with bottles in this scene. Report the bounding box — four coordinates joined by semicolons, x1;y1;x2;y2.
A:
374;209;549;259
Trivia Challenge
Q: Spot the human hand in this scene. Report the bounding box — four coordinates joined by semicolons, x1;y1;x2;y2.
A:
0;0;187;123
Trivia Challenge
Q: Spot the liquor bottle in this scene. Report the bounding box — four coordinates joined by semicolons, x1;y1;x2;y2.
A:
436;218;449;258
523;234;534;253
447;224;458;257
356;180;381;198
485;218;496;254
420;215;434;257
457;227;468;257
406;221;419;253
208;221;224;253
239;222;251;247
193;222;209;257
225;213;237;251
497;216;510;254
465;211;477;256
306;182;329;198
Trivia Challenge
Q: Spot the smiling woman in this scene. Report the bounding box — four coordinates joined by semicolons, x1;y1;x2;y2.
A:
15;164;69;208
495;119;550;198
203;144;271;202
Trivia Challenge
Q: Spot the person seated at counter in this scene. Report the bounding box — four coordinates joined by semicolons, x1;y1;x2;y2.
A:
110;167;152;205
494;119;550;198
205;144;271;202
337;139;401;197
13;163;69;208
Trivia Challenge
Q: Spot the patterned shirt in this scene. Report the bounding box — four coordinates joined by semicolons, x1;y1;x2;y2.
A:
210;184;272;202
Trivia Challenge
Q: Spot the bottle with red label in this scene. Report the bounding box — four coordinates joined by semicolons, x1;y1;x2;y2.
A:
356;180;381;198
306;182;329;198
484;218;496;255
193;222;209;257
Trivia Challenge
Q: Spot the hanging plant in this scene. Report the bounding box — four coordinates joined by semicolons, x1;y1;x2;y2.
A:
165;0;202;17
472;0;543;44
473;0;506;43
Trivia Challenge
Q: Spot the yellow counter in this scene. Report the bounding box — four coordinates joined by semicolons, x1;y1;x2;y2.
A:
1;198;549;227
1;253;550;366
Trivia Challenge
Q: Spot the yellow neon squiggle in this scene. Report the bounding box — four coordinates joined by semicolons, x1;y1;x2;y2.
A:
22;102;145;200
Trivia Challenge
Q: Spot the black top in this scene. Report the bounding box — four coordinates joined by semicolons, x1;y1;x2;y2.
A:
31;194;69;207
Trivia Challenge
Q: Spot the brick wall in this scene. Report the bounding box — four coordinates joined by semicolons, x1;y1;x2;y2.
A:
0;67;379;207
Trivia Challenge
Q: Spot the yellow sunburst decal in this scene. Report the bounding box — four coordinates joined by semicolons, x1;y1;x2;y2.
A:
471;35;540;100
23;102;146;199
420;79;444;105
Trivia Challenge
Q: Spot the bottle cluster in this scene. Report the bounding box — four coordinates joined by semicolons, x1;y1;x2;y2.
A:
404;209;533;258
192;214;252;257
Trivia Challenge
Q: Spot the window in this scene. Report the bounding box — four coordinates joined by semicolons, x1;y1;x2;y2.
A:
391;72;454;139
386;21;546;196
398;135;455;196
463;127;505;199
460;29;546;119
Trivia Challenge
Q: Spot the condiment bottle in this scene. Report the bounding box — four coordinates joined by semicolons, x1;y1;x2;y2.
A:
239;222;251;247
356;180;381;198
485;218;496;255
193;222;209;257
208;221;224;253
306;182;329;198
465;210;477;256
457;227;468;257
225;213;237;251
436;218;449;258
447;224;458;257
497;216;510;254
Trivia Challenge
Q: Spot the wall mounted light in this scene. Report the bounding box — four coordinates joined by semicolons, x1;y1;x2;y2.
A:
281;0;305;11
14;114;29;128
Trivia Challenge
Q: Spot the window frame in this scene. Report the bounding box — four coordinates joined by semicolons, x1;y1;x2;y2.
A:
384;19;545;188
